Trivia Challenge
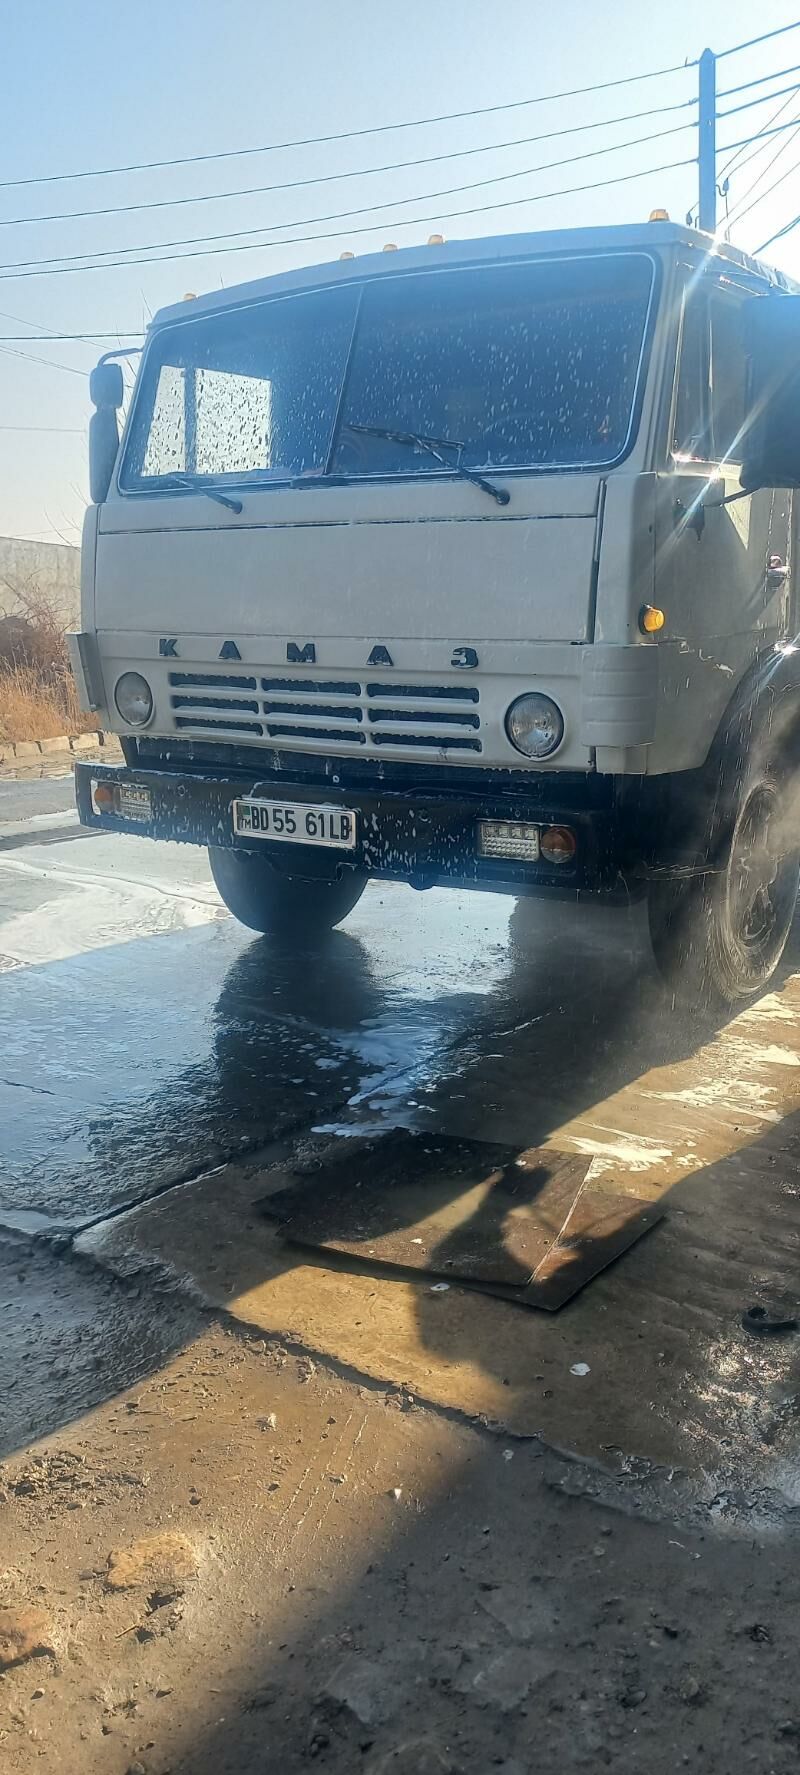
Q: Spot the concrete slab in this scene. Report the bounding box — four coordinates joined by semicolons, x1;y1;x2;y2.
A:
79;952;800;1508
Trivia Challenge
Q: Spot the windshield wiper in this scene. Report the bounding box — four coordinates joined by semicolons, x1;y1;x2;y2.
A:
342;423;510;507
156;473;243;514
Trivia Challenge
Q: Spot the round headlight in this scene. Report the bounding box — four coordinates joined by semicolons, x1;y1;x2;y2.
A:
114;671;153;728
505;693;564;759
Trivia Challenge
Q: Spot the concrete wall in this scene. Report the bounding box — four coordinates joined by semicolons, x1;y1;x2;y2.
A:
0;536;80;630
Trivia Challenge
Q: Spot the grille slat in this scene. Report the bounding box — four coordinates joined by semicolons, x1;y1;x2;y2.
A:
368;708;480;729
268;724;367;745
373;732;482;752
168;670;481;754
262;678;361;696
172;694;260;713
366;681;479;703
174;715;264;735
265;701;363;722
169;671;257;691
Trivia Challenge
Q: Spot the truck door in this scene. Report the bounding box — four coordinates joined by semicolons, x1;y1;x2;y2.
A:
653;268;792;772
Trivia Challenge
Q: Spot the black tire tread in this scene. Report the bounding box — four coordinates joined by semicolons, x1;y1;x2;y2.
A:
208;846;367;935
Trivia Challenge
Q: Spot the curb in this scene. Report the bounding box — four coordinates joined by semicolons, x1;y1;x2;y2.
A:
0;732;109;764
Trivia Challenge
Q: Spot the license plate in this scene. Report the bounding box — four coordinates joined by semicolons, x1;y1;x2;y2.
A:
117;784;153;822
232;798;357;850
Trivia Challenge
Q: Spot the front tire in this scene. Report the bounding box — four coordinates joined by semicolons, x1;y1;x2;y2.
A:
648;763;799;1008
208;846;367;935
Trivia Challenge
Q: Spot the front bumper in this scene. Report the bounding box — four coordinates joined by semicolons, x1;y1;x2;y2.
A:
75;760;632;898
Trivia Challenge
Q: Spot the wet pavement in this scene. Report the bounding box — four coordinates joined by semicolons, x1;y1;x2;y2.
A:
4;793;800;1512
6;787;800;1773
0;773;75;827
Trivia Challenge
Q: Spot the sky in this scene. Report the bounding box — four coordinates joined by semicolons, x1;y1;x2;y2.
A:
2;0;800;545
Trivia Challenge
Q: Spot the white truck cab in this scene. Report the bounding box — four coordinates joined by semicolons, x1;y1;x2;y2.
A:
71;220;800;1004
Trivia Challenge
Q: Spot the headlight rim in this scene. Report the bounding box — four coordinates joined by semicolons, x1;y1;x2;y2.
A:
505;692;565;760
113;670;154;729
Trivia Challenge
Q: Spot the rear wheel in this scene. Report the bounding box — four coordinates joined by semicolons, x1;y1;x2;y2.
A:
648;765;799;1007
208;846;367;935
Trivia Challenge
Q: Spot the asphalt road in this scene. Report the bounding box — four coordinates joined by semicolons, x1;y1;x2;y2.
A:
0;768;76;828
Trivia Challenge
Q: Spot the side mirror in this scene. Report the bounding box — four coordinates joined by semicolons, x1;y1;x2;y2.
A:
89;361;124;410
89;407;120;504
741;294;800;492
88;359;124;504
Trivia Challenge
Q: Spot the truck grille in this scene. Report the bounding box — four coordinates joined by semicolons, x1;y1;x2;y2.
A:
167;672;482;755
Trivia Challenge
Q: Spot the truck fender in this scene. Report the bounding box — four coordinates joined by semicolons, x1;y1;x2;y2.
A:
705;644;800;790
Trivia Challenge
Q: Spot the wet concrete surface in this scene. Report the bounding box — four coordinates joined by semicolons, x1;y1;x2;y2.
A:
5;794;800;1770
4;808;800;1487
0;773;75;828
0;1231;204;1459
0;825;516;1225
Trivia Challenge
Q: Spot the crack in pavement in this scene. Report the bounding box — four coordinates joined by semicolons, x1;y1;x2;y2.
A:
1;1075;58;1097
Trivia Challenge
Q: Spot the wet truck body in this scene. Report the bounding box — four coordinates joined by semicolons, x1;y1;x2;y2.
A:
72;222;800;1003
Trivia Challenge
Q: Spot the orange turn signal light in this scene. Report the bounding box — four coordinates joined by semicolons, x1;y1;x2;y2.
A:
639;605;666;634
540;825;577;865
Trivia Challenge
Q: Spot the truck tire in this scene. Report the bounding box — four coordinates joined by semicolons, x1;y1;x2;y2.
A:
208;846;367;935
648;760;799;1007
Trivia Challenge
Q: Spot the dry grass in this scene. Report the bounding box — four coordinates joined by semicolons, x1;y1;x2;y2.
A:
0;586;97;743
0;663;94;742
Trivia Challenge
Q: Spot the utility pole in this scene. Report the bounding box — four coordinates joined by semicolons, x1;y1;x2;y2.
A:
698;47;717;233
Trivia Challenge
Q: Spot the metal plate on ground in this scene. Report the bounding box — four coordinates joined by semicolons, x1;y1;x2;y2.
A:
261;1131;663;1310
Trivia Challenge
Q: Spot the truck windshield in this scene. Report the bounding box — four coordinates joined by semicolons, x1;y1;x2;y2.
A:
121;252;655;491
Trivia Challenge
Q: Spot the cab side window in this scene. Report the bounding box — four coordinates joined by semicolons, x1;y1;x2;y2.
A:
673;280;750;466
708;287;748;465
673;286;711;461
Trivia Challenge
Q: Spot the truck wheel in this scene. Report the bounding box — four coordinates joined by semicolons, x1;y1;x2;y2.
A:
208;846;367;935
648;765;799;1007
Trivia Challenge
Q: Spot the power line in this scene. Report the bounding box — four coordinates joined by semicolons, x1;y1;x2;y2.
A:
0;118;792;292
718;20;800;59
718;83;800;182
717;109;800;155
729;142;800;230
0;58;698;195
719;58;800;99
0;96;698;232
756;206;800;251
11;91;789;280
0;21;784;232
0;26;792;205
0;341;86;375
17;530;81;542
725;112;800;226
0;330;143;341
0;423;83;433
0;119;701;280
717;76;800;122
686;79;800;218
0;151;698;284
0;303;137;350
